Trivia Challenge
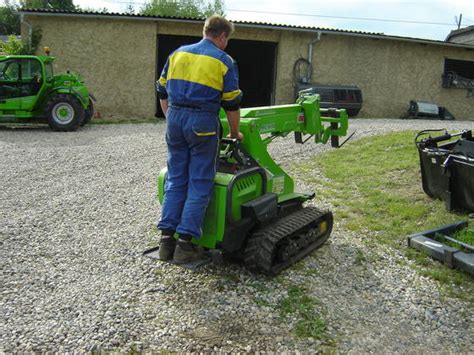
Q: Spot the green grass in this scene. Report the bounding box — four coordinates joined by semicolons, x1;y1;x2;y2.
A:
354;249;367;265
434;229;474;252
453;229;474;246
278;285;331;342
251;280;332;342
297;131;473;302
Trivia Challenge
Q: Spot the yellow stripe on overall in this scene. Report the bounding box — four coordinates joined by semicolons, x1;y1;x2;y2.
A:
167;52;229;91
193;130;217;136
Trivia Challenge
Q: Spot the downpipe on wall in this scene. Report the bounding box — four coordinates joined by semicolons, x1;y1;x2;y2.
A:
20;13;33;52
307;31;322;80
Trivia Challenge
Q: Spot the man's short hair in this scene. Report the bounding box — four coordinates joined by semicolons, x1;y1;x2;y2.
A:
203;15;234;38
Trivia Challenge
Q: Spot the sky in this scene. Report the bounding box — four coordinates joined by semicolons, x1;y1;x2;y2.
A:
12;0;474;41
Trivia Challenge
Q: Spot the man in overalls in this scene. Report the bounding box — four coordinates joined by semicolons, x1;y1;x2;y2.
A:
156;15;243;264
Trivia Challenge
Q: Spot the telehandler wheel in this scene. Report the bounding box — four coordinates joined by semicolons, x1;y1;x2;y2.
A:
80;101;94;127
46;94;84;132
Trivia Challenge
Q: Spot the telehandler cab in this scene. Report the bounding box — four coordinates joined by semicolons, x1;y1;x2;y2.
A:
146;92;351;275
0;50;95;131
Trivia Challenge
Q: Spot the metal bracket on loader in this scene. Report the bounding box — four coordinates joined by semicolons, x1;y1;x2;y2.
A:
143;246;223;271
295;129;356;148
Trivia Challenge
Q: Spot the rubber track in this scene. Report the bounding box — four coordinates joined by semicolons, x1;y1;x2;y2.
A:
244;207;333;275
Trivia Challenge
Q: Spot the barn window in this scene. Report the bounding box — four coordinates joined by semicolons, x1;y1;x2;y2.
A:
442;58;474;95
445;58;474;79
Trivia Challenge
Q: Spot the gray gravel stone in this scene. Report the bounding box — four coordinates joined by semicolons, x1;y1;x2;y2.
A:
1;119;473;352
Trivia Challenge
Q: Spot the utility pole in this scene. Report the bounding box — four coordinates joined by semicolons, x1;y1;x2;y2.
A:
456;13;463;29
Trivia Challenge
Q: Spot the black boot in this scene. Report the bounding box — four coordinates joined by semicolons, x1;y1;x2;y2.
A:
158;234;176;261
173;237;201;264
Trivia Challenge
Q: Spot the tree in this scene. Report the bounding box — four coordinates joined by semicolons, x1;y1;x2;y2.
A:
0;1;21;35
0;27;42;55
0;35;26;54
203;0;224;17
141;0;225;18
1;0;78;35
0;0;44;54
19;0;77;11
125;2;135;14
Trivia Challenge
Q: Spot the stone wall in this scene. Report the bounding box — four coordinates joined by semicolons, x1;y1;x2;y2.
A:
24;16;157;118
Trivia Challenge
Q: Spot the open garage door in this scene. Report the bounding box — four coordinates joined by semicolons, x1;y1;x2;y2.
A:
156;34;277;117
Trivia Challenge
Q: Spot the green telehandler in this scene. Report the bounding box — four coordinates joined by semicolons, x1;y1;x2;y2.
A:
145;92;350;275
0;50;95;131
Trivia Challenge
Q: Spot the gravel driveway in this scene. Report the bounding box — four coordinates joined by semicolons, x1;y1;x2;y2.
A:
1;119;473;352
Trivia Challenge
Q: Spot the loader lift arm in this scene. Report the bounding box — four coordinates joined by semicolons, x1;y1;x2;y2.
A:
219;94;349;203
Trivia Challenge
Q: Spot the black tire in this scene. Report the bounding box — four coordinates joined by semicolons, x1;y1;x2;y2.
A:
80;101;94;127
45;94;84;132
346;109;360;117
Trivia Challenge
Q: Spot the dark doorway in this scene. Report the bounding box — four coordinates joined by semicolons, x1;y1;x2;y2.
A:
156;34;277;117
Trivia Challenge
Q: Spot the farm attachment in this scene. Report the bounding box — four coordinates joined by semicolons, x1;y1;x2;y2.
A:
415;129;474;213
408;221;474;276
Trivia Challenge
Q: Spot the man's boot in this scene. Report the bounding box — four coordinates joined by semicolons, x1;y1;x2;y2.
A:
158;234;176;261
173;237;201;264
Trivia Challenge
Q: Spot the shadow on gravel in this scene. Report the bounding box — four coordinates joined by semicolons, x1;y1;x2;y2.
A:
0;124;51;132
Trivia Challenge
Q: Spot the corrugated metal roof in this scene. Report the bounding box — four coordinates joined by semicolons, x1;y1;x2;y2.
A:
15;8;384;35
446;25;474;41
21;7;205;21
19;8;474;49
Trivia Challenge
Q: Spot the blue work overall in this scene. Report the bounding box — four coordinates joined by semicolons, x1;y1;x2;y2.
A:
158;107;219;238
156;38;242;238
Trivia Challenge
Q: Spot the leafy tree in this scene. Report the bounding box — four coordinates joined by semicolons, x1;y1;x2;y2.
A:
81;6;109;13
125;3;135;14
0;27;42;54
141;0;225;18
19;0;77;11
0;35;26;54
0;1;20;35
1;0;78;36
46;0;76;10
18;0;44;8
203;0;224;17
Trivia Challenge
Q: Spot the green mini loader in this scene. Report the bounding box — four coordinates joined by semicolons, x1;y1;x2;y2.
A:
145;92;350;275
0;51;95;131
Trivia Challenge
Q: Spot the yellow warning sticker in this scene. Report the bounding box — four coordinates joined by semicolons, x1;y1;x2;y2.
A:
320;221;328;233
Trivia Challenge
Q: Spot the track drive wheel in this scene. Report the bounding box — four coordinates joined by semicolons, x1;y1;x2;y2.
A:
244;207;333;275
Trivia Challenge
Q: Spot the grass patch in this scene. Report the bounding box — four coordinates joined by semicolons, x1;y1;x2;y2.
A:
297;131;473;302
354;249;367;265
434;229;474;252
250;281;274;308
278;285;331;341
453;228;474;247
